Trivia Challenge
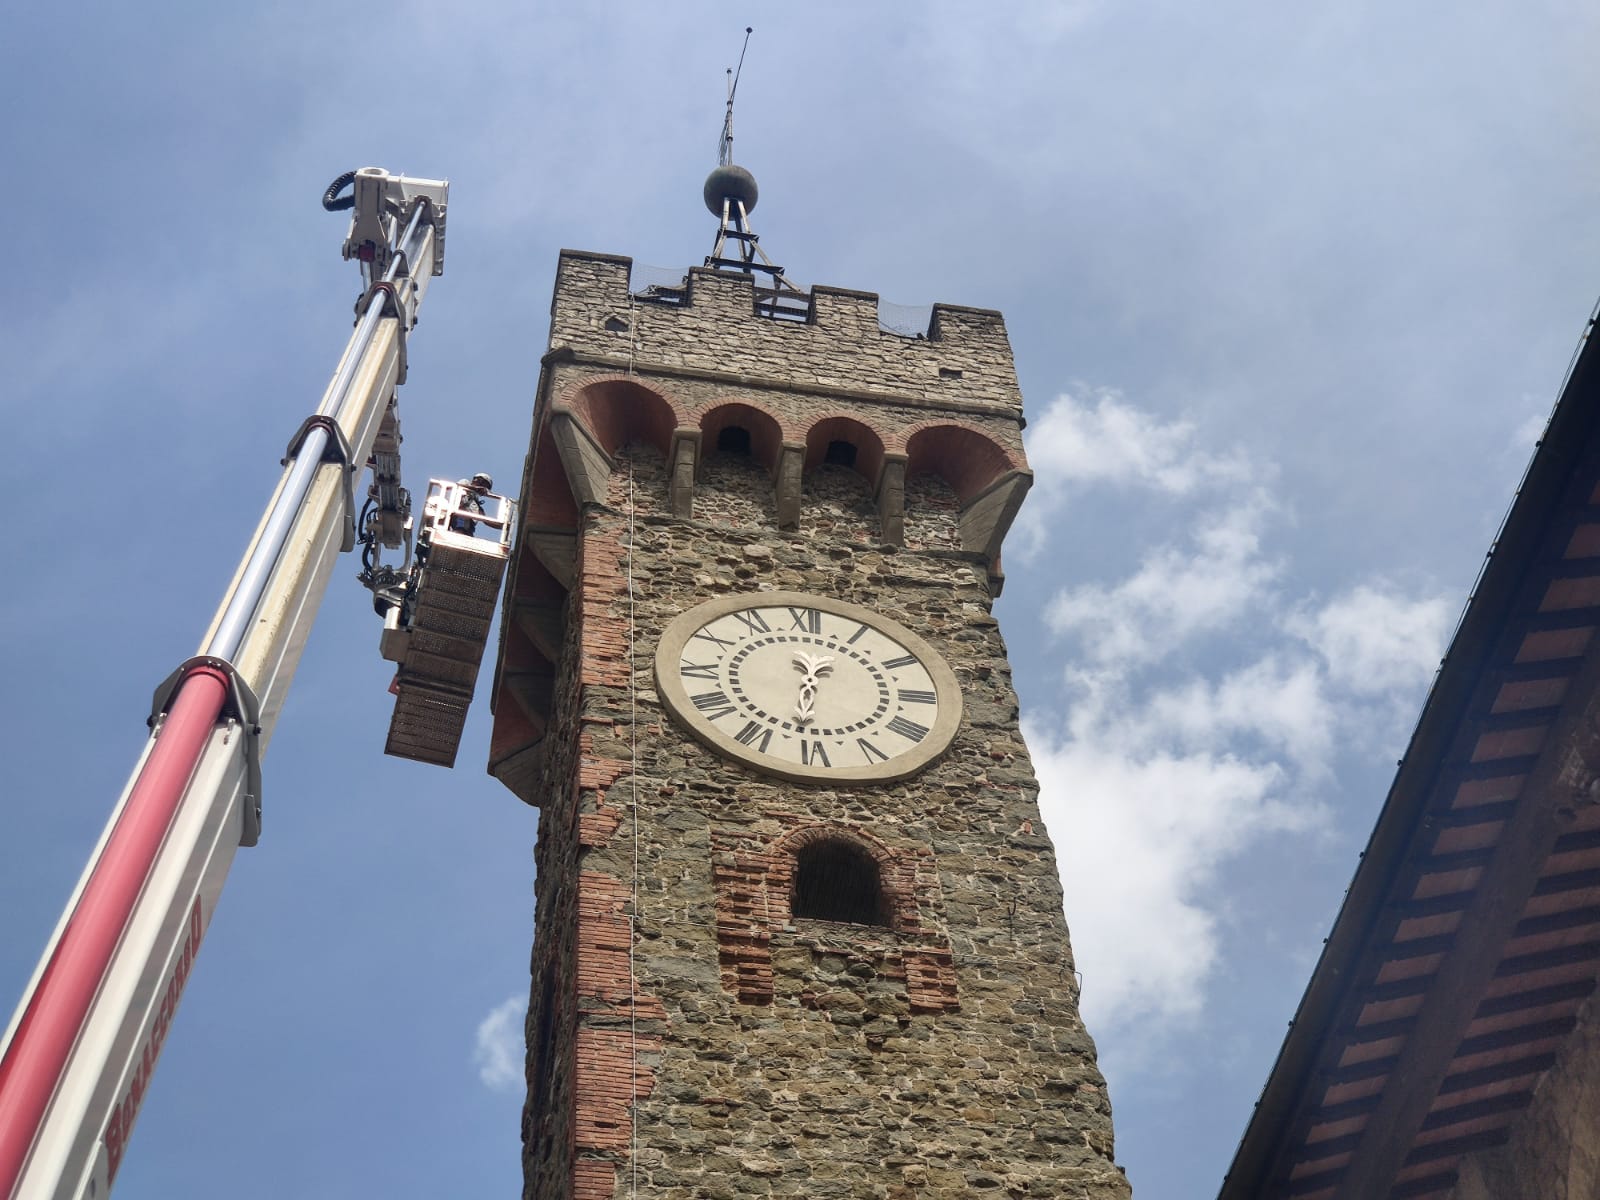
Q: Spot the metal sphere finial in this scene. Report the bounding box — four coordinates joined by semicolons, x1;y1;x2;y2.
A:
704;164;759;217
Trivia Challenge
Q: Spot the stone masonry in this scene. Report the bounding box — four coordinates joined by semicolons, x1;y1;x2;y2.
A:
493;252;1129;1198
1446;984;1600;1199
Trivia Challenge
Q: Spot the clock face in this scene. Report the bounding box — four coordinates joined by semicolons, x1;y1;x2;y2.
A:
654;591;962;783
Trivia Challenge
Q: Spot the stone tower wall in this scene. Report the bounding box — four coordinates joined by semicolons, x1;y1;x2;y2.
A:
506;254;1128;1198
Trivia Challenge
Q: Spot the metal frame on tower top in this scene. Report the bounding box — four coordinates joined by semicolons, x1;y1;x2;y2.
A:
705;197;808;322
703;28;809;322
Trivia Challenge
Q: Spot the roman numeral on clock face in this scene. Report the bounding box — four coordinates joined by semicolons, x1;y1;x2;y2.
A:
887;715;929;743
882;653;917;670
680;662;719;681
691;629;734;651
734;721;773;752
899;689;937;705
691;691;737;720
732;609;771;635
857;738;890;763
801;739;830;767
788;607;822;633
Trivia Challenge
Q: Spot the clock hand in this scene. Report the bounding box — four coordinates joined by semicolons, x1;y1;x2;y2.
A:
792;651;833;726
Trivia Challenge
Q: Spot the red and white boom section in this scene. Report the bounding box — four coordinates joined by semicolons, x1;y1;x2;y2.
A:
0;168;498;1200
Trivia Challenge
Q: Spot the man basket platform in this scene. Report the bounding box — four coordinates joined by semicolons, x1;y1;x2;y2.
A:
381;477;514;767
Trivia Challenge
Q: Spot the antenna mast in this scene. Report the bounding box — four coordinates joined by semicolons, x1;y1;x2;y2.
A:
700;27;808;320
717;26;751;168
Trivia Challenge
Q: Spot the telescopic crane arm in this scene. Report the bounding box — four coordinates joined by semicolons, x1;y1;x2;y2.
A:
0;168;449;1200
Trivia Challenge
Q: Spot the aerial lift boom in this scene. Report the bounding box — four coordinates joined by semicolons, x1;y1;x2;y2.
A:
0;168;496;1199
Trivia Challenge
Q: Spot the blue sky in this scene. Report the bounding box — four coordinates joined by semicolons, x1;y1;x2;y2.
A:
1;4;1596;1197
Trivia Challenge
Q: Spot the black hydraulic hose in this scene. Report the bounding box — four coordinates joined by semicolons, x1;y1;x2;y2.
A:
322;170;358;211
358;497;378;574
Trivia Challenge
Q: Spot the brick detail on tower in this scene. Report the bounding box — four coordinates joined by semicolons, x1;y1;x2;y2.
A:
711;818;959;1012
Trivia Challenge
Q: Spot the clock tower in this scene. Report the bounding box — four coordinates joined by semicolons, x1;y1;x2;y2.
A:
486;156;1130;1198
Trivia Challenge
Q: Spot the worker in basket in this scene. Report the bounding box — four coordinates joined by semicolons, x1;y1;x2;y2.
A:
451;471;493;535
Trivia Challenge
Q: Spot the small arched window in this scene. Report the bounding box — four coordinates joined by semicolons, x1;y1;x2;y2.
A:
792;838;891;927
717;425;752;455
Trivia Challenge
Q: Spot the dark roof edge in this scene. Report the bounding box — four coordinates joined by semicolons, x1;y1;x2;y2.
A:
1218;296;1600;1198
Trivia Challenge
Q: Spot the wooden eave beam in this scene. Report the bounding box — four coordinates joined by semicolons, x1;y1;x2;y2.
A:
1435;1051;1558;1095
1524;605;1600;631
1417;1089;1535;1132
1494;938;1600;978
1402;1126;1510;1165
1474;975;1596;1016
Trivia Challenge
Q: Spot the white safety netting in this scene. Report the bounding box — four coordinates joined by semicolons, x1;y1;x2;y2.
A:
876;301;934;339
630;263;691;296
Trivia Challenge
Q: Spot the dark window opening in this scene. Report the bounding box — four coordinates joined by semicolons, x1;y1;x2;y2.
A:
792;838;891;927
603;315;629;333
525;971;558;1154
823;440;858;468
717;425;752;455
938;366;964;379
531;975;556;1098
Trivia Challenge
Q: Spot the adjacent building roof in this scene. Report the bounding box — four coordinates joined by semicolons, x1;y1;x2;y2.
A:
1219;301;1600;1200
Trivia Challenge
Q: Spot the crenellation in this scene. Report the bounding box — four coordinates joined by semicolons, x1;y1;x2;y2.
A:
808;284;884;339
548;250;1024;411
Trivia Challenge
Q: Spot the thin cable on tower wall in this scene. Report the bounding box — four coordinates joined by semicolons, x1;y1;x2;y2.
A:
625;455;641;1200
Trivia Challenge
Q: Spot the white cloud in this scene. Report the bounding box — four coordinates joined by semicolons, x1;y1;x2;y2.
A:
1016;389;1257;559
1027;390;1246;493
473;995;526;1091
1046;497;1279;666
1293;585;1452;697
1031;715;1311;1034
1140;655;1335;772
1027;394;1454;1061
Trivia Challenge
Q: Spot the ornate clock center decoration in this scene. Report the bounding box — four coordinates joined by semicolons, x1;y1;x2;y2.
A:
654;590;963;783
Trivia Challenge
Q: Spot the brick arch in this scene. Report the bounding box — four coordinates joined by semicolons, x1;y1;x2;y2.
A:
904;423;1019;505
698;401;785;474
772;820;897;862
802;414;886;484
692;396;798;443
712;818;958;1011
523;421;579;529
770;823;914;932
562;375;683;458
